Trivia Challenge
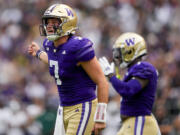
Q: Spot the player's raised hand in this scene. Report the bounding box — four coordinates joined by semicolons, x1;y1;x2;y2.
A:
28;42;40;57
99;57;114;76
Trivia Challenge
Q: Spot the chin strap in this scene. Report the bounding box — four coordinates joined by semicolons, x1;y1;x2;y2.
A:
94;103;107;123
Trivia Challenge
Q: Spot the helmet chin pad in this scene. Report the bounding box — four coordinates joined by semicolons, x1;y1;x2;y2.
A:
120;62;128;69
47;34;60;41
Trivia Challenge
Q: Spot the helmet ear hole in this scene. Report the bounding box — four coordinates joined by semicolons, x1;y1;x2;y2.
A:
127;50;132;54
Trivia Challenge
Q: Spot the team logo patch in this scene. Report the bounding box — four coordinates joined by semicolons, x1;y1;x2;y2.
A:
125;38;135;46
65;8;74;17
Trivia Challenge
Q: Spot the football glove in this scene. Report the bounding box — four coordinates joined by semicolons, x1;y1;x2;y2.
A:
99;57;114;76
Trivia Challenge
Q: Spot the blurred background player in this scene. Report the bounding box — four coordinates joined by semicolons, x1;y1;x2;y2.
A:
28;4;109;135
99;32;161;135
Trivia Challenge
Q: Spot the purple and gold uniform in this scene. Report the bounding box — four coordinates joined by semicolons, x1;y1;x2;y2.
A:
43;36;97;135
110;62;161;135
99;32;161;135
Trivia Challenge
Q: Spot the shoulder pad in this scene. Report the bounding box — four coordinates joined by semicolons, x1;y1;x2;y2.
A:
70;36;93;51
73;37;94;61
43;38;53;47
130;62;156;79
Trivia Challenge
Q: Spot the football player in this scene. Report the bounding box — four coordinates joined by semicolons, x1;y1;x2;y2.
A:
99;32;161;135
28;4;109;135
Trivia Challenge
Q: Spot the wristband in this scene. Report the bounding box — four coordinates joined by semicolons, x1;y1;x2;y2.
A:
94;103;107;123
36;50;44;59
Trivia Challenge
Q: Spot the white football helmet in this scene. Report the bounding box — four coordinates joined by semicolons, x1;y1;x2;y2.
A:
39;4;77;41
113;32;147;68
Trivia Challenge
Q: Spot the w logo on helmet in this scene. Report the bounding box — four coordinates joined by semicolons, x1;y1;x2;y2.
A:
65;8;74;17
125;38;135;46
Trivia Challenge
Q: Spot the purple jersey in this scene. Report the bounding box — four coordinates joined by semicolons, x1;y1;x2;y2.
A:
111;62;158;116
43;36;96;106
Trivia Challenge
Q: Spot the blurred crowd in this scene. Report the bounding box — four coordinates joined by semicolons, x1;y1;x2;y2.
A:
0;0;180;135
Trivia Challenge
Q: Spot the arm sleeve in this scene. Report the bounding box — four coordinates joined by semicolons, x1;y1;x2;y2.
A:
75;39;95;62
109;76;142;97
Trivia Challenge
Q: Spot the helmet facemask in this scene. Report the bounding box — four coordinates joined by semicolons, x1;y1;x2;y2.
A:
113;47;132;69
39;17;68;41
113;48;122;67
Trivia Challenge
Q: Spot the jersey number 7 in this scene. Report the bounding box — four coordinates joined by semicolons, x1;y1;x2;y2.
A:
50;60;62;85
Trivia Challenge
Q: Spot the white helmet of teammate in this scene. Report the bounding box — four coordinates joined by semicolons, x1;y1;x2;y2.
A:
113;32;147;68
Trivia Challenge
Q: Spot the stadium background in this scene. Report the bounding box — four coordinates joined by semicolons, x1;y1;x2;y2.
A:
0;0;180;135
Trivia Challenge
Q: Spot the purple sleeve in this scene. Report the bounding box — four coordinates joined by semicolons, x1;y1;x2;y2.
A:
75;39;95;62
110;76;142;97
